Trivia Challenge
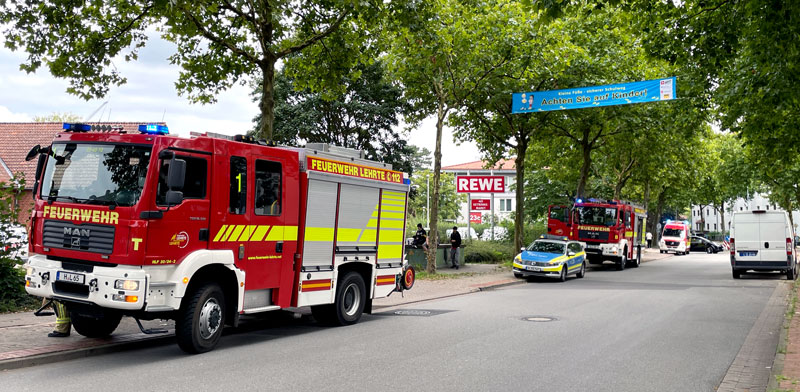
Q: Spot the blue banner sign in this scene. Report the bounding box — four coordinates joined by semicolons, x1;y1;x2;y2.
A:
512;77;676;114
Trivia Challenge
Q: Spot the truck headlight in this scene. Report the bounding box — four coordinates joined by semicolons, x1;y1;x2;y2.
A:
114;280;140;291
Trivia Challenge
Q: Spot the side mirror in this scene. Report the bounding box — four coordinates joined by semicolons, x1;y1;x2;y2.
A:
568;251;576;256
25;145;41;161
520;247;526;252
165;190;184;206
167;159;186;191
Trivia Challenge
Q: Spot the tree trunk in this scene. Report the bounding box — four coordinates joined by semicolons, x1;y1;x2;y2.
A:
576;134;592;199
717;202;726;234
643;180;650;213
426;96;447;274
514;138;528;253
698;204;706;233
649;190;666;242
257;60;276;141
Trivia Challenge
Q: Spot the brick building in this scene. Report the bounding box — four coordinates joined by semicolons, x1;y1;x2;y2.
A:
0;122;163;225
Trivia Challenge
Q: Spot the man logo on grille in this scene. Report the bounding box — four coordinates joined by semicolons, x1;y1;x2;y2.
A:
63;227;91;237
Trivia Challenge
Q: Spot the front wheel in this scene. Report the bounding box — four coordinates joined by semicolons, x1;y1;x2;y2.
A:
616;251;627;271
70;310;122;338
177;283;226;354
514;272;524;279
706;247;713;254
732;269;741;279
559;265;567;282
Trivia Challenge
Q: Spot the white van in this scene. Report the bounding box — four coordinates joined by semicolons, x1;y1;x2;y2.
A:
730;210;797;279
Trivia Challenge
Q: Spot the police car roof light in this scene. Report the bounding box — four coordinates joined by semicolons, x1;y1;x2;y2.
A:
62;123;92;132
138;124;169;135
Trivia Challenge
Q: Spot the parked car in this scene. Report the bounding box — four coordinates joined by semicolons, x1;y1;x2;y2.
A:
689;236;723;254
512;235;586;282
479;226;508;241
730;210;798;279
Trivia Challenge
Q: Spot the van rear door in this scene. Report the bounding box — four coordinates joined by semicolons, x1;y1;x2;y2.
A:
758;211;788;263
734;212;761;262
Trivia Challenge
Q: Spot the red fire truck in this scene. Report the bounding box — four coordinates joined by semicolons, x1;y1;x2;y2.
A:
23;124;415;353
548;199;647;270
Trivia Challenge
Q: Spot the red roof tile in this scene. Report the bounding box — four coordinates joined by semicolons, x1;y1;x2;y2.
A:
441;158;516;171
0;122;163;188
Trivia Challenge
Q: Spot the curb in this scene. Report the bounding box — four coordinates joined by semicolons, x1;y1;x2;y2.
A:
0;333;174;371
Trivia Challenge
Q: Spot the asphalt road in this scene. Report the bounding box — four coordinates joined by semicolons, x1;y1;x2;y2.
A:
0;253;785;391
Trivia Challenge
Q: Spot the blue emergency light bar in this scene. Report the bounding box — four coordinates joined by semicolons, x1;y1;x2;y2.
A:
62;123;92;132
403;178;411;185
138;124;169;135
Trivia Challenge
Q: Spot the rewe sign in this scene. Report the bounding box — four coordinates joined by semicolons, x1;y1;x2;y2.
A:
456;176;504;193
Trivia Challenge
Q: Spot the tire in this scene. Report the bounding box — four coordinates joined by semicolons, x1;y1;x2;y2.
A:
514;272;524;279
788;265;796;280
177;283;225;354
660;250;664;254
70;310;122;338
616;250;627;271
576;261;586;278
559;265;567;282
322;271;366;326
732;269;741;279
706;246;713;254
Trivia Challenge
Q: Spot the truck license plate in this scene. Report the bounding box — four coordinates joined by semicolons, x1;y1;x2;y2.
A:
739;251;757;257
56;271;85;284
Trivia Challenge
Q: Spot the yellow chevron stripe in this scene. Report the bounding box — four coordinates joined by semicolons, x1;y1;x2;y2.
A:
366;218;378;228
383;191;405;197
213;225;228;242
228;225;245;242
381;205;405;212
250;225;270;242
238;225;257;241
221;225;237;241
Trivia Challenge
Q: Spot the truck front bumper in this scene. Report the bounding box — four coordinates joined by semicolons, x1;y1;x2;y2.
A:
25;254;147;311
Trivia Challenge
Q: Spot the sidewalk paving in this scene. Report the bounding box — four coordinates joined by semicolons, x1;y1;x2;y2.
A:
775;282;800;391
0;249;670;370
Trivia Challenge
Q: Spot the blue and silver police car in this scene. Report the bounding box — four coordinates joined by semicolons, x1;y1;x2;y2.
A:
512;235;587;282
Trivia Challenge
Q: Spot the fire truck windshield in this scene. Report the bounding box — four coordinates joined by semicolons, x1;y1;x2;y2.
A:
575;206;618;226
40;143;152;207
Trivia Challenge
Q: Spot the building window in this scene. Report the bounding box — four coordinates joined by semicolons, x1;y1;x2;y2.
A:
714;223;717;231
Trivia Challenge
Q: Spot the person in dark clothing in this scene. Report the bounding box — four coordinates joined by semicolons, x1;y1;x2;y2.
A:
450;226;462;269
414;223;429;251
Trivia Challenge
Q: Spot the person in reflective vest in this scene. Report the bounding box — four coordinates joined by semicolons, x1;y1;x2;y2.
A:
48;300;71;337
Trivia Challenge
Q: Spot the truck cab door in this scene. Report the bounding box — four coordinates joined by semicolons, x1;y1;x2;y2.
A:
548;205;569;236
144;152;211;266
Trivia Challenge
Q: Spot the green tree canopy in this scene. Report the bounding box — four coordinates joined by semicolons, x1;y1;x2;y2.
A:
0;0;406;140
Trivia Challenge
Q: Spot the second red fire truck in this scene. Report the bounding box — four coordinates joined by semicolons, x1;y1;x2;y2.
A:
548;199;647;270
23;124;415;353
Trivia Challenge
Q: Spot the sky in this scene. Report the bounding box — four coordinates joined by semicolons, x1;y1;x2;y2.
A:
0;35;484;168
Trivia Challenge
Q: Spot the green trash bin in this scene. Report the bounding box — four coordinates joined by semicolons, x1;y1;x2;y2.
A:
405;244;464;269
